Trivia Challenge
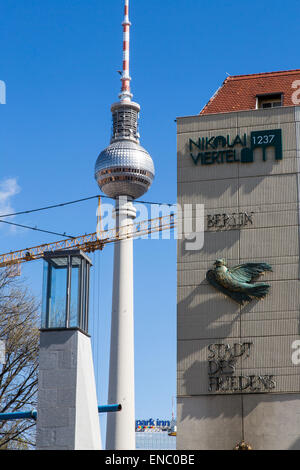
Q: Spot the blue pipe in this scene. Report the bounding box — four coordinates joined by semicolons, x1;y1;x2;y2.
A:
98;404;122;413
0;405;121;422
0;410;37;421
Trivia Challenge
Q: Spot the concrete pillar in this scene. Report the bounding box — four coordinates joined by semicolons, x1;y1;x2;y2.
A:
36;329;102;450
106;197;136;450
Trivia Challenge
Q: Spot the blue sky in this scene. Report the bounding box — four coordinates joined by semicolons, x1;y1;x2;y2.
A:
1;0;300;444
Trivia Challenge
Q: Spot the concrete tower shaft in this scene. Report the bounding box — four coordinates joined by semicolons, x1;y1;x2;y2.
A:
106;198;136;450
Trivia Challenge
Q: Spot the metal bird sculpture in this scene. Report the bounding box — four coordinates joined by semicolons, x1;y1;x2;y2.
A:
206;259;272;305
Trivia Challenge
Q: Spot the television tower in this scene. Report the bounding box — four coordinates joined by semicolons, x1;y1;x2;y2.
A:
94;0;155;450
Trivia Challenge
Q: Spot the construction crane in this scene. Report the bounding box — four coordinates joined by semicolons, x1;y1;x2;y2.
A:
0;213;176;271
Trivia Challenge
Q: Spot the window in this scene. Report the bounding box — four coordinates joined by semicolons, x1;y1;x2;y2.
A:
256;93;282;109
42;251;91;333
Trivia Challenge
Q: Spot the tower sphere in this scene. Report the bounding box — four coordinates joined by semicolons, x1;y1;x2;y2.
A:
95;139;155;200
95;98;155;200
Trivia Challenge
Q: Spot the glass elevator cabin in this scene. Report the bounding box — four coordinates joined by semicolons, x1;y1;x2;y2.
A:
41;249;91;334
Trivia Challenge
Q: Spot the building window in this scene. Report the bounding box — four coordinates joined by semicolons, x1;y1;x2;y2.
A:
256;93;282;109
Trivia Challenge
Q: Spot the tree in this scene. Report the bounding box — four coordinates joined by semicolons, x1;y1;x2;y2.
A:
0;267;39;449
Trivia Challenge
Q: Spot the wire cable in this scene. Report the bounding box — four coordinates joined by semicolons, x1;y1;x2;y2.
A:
0;219;76;239
0;195;100;218
0;195;176;219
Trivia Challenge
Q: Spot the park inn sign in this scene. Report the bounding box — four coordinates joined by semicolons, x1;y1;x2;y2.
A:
189;128;282;165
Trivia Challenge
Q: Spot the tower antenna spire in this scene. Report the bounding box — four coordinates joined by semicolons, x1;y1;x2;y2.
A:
120;0;133;102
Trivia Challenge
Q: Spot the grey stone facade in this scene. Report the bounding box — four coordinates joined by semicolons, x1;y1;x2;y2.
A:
177;106;300;450
36;329;102;450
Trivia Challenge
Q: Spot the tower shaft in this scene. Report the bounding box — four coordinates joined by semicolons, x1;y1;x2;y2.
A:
106;197;136;450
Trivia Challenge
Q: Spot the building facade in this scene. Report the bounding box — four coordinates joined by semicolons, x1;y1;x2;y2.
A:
177;70;300;450
135;418;176;450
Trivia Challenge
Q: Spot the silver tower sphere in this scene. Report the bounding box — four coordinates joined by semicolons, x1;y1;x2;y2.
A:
95;101;155;200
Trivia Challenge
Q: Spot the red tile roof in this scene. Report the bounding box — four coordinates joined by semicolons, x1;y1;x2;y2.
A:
200;69;300;115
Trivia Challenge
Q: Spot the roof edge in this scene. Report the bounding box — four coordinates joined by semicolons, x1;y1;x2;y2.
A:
176;104;299;121
225;69;300;81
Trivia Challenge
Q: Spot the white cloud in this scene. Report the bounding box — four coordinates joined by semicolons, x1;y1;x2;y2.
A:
0;178;21;229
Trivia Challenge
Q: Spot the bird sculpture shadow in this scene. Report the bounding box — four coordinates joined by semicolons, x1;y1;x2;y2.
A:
206;259;272;305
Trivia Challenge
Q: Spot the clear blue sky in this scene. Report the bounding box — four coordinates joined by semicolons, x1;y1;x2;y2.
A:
1;0;299;444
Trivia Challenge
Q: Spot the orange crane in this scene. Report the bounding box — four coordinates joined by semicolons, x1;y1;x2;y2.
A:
0;213;176;271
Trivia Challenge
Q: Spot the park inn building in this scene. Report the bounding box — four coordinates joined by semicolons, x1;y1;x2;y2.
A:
176;69;300;450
